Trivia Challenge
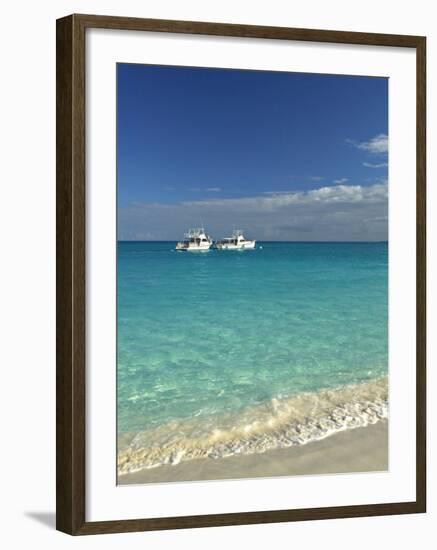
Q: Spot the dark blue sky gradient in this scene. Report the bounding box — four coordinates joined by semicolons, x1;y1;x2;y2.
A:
117;64;388;206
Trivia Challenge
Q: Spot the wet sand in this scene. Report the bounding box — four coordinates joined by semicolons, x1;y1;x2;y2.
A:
118;420;388;485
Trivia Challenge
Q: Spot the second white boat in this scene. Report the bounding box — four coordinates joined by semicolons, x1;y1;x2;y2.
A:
215;230;256;250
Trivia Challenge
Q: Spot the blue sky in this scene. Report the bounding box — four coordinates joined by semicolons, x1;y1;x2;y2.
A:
117;63;388;241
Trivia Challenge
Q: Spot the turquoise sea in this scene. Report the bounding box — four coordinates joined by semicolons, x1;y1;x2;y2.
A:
117;242;388;473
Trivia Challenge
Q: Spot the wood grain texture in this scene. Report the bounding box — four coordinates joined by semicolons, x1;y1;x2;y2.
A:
56;13;427;535
415;37;427;514
74;13;423;47
56;14;86;535
56;15;73;535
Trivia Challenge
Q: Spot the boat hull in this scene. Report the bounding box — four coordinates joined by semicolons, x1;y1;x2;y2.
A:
176;244;212;251
215;241;256;250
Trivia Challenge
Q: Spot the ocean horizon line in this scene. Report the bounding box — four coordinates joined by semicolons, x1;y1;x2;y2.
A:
118;239;388;244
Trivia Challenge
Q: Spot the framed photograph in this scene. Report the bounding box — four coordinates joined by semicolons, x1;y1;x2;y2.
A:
56;14;426;535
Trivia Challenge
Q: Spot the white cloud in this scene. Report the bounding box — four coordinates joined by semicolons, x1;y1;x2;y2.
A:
363;162;388;168
263;190;295;195
333;178;348;184
118;182;388;242
189;186;222;192
348;133;388;155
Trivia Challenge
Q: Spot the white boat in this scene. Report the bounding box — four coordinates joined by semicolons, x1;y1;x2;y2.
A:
215;230;256;250
176;228;213;251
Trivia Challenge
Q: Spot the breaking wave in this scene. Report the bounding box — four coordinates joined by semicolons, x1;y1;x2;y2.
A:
118;377;388;475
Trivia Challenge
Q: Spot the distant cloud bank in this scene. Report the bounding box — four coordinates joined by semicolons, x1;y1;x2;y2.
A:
118;181;388;242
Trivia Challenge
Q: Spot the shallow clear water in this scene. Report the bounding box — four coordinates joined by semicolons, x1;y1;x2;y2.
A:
117;242;388;459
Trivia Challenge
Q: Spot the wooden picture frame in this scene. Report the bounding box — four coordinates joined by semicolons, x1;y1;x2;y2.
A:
56;13;426;535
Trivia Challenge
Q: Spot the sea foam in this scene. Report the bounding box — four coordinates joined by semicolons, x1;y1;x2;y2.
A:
118;377;388;475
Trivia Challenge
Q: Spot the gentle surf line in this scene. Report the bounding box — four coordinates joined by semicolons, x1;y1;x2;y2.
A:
118;377;388;475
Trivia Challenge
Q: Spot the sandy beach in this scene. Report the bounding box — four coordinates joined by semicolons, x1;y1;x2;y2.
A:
118;420;388;485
